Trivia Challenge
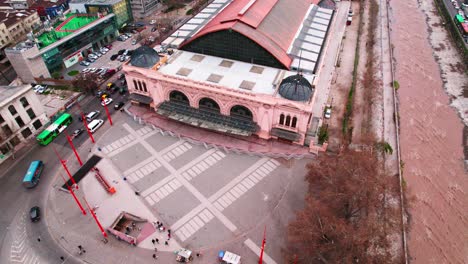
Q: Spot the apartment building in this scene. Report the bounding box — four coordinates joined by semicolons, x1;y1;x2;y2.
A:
0;7;40;49
130;0;159;19
0;84;49;162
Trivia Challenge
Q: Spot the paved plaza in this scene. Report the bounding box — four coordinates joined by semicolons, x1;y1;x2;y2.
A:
74;115;311;263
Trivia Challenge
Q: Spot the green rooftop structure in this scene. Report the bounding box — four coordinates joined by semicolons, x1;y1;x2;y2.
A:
37;14;99;49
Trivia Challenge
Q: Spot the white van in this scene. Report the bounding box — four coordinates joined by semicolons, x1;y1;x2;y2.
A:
87;119;104;133
86;111;100;122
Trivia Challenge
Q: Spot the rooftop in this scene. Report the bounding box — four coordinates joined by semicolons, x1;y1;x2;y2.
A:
157;50;315;98
0;85;31;108
163;0;334;73
36;13;99;49
0;7;37;28
30;0;68;9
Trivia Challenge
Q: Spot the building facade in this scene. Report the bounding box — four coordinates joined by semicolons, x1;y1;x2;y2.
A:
6;0;132;82
130;0;159;19
124;0;334;146
0;84;49;162
0;8;40;50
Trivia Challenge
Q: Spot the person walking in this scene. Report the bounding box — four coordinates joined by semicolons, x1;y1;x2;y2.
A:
164;241;168;246
155;238;159;244
151;239;156;245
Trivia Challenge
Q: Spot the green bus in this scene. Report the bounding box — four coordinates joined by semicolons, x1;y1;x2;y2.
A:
36;113;73;145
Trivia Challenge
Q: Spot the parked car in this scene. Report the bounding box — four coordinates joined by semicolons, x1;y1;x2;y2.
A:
119;87;127;95
110;85;119;94
89;68;98;73
107;82;116;90
80;61;90;66
101;97;113;106
151;27;157;32
88;53;98;59
118;55;126;62
93;52;102;57
125;33;132;38
33;85;47;93
117;36;125;41
30;206;41;222
101;47;109;52
82;68;91;73
114;102;125;110
86;111;101;122
110;54;118;61
324;105;332;119
118;73;125;80
72;129;84;137
85;57;95;63
150;20;156;25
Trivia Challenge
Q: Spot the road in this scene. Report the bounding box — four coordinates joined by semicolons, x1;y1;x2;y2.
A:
0;89;128;264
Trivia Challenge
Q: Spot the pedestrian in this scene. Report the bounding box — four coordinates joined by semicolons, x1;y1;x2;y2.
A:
37;238;41;242
60;256;65;261
151;239;155;245
165;241;168;246
155;238;159;244
156;221;160;226
168;229;171;234
152;253;158;259
167;233;171;240
154;247;158;252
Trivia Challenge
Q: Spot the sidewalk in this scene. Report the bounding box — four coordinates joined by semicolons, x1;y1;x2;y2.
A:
127;105;315;160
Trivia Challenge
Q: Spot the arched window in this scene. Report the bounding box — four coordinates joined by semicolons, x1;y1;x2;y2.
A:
169;91;189;104
199;98;220;112
143;82;147;92
285;115;291;127
133;80;138;91
230;105;253;120
8;105;17;116
279;114;285;125
291;117;297;128
137;81;142;91
20;97;29;107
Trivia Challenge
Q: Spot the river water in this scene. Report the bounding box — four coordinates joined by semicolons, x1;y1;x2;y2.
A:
390;0;467;263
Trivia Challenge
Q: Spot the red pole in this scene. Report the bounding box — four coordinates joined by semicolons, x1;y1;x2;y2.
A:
259;226;266;264
83;197;108;238
65;130;83;166
102;99;113;126
59;173;86;215
81;113;95;143
53;145;77;188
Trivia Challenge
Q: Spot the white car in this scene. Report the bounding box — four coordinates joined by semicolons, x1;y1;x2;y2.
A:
87;119;104;133
324;106;332;119
101;97;113;106
150;20;156;25
82;68;91;73
33;85;46;93
86;111;101;122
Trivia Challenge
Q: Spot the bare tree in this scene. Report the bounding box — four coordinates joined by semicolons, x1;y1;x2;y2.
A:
71;72;99;95
285;150;400;263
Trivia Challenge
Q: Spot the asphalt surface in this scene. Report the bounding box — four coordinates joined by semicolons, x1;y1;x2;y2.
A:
0;86;128;264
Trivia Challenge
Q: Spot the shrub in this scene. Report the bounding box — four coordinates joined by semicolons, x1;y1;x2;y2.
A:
68;70;79;77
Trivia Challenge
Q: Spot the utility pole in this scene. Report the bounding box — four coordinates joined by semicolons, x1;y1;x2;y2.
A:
53;145;77;188
83;197;108;238
259;226;266;264
59;173;86;215
64;130;83;166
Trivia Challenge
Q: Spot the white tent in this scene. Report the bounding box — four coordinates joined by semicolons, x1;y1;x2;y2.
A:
222;251;241;264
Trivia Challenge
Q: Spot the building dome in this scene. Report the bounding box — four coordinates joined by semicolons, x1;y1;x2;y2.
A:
278;74;313;102
130;46;160;68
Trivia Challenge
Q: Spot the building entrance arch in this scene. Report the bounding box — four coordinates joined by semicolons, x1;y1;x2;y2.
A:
199;97;220;112
169;90;189;104
230;105;253;120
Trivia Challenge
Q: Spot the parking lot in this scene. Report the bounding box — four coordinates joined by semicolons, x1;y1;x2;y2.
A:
62;35;141;81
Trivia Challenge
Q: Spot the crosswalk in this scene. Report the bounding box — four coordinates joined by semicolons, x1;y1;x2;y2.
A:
10;213;41;264
175;209;215;241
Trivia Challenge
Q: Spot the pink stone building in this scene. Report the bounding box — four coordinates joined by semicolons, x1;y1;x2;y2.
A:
123;0;334;146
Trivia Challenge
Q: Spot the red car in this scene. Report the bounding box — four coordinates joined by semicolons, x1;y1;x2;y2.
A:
105;44;113;50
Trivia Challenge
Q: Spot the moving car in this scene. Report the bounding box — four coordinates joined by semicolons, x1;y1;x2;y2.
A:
72;129;84;137
86;111;100;122
132;39;137;45
30;206;41;222
150;20;156;25
87;119;104;133
101;97;113;106
114;102;125;110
